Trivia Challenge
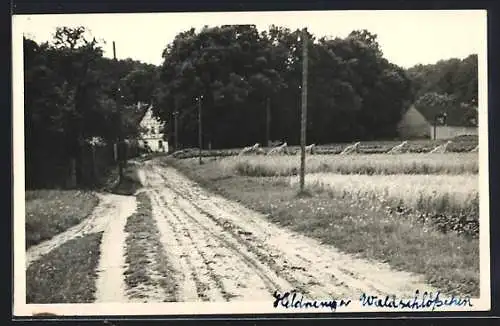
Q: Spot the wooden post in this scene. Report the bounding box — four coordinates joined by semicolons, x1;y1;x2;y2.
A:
91;143;97;183
174;110;179;152
113;41;124;181
113;143;118;162
434;119;437;140
299;28;308;193
68;158;77;189
198;96;203;165
266;97;271;147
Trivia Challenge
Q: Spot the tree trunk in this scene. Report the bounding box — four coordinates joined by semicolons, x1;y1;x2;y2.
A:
67;158;77;189
74;142;84;187
91;144;97;185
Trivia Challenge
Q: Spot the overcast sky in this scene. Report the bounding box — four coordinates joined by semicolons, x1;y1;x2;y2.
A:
14;10;487;68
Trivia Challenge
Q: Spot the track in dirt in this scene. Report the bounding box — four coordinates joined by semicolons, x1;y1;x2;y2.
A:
133;159;438;302
25;159;439;304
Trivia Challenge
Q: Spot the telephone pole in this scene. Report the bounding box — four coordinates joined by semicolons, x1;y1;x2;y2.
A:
198;95;203;165
299;28;308;193
113;41;124;181
173;110;179;152
173;96;179;152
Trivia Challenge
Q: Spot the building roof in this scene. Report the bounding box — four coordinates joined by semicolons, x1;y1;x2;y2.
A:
405;104;478;128
139;106;164;127
128;102;150;126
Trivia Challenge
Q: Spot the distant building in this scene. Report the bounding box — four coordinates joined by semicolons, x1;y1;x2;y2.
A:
397;105;478;140
138;104;168;153
397;105;431;139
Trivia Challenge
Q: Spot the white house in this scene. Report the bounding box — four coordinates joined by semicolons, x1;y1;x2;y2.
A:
138;105;168;153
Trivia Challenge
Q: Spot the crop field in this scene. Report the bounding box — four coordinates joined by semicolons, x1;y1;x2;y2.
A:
221;153;478;176
290;173;478;215
169;137;478;159
218;149;479;235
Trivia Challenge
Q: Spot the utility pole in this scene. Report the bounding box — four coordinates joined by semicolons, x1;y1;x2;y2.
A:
433;115;437;140
173;110;179;152
113;41;124;181
198;95;203;165
299;28;308;193
266;97;271;147
173;96;179;152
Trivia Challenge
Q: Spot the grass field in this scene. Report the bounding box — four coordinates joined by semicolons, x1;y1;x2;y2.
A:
291;173;478;214
166;150;480;296
26;232;103;303
221;153;478;176
25;190;99;249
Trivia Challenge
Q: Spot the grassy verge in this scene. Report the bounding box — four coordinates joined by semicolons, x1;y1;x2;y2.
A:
25;190;99;249
26;232;103;303
166;157;479;297
123;192;177;301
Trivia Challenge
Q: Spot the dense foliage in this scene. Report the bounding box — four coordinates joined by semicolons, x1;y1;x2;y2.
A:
24;27;156;188
407;55;478;126
154;25;415;149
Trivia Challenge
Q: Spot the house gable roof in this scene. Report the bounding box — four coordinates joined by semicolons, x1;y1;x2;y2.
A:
405;104;477;127
139;105;164;127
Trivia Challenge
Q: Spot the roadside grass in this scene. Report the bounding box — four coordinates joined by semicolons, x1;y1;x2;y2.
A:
222;153;478;177
123;192;177;301
167;157;479;297
25;190;99;249
26;232;103;303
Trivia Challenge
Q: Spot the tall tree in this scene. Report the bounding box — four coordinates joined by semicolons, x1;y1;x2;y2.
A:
24;27;159;188
407;54;478;126
155;25;415;148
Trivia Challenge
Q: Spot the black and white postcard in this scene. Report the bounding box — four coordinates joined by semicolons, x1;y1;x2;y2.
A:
12;9;490;316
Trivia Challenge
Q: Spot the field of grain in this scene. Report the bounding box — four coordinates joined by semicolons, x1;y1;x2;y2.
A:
290;173;478;215
221;153;478;177
211;150;480;238
169;137;478;159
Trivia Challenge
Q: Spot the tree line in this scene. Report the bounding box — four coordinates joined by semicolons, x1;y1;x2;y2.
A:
407;55;478;126
24;25;478;187
24;27;157;188
153;25;415;149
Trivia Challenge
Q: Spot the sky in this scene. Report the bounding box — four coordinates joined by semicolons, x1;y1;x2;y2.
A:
13;10;487;68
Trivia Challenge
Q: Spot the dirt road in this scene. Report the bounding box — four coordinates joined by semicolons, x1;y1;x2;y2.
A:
127;159;437;302
26;158;438;304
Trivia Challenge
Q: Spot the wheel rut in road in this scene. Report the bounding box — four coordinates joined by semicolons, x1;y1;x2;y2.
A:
129;160;437;302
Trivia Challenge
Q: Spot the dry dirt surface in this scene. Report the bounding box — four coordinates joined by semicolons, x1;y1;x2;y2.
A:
25;159;439;305
132;159;438;302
